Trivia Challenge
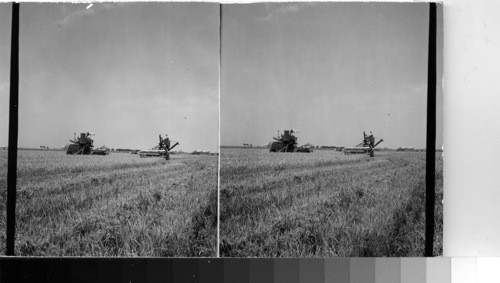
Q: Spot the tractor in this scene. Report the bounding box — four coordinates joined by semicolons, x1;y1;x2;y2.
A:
139;134;179;160
64;132;103;155
269;130;312;153
343;131;384;157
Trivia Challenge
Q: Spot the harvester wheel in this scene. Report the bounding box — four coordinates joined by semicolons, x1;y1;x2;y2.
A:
165;152;170;160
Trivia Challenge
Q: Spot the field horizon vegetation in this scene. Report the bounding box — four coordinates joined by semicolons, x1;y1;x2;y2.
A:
220;148;443;257
0;150;217;256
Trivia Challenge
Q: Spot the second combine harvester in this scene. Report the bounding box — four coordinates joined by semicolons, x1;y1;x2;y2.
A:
343;131;383;157
139;134;179;160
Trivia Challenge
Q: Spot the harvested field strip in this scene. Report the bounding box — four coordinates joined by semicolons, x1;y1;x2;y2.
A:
222;159;400;216
221;157;366;181
225;158;393;196
15;163;188;199
14;152;171;178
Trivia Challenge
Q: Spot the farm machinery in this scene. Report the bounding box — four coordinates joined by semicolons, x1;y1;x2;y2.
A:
343;131;383;157
65;132;109;155
139;134;179;160
269;130;312;153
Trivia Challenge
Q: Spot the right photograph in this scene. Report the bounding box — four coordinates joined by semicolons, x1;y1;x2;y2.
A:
219;2;443;257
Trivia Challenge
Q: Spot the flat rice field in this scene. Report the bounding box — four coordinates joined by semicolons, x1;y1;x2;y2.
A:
220;148;443;257
0;150;217;256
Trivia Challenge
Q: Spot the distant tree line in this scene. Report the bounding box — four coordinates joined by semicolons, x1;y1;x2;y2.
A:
114;148;138;152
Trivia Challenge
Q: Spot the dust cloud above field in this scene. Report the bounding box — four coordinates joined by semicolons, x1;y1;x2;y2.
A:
0;3;219;153
221;3;443;149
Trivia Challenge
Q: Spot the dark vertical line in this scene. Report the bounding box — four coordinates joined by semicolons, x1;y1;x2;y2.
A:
217;3;222;258
425;2;437;257
6;2;20;256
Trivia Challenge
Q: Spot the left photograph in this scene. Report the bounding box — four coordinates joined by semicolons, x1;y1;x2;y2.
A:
0;3;219;256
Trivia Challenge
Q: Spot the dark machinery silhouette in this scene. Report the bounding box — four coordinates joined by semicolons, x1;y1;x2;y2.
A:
139;134;179;160
269;130;312;153
65;132;108;155
343;131;383;157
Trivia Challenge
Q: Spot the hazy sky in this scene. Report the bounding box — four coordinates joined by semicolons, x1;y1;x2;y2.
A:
1;2;444;151
0;3;219;152
221;2;443;149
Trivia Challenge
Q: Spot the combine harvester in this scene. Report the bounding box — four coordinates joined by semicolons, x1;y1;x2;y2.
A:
65;132;109;155
269;130;312;153
344;131;383;157
139;134;179;160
